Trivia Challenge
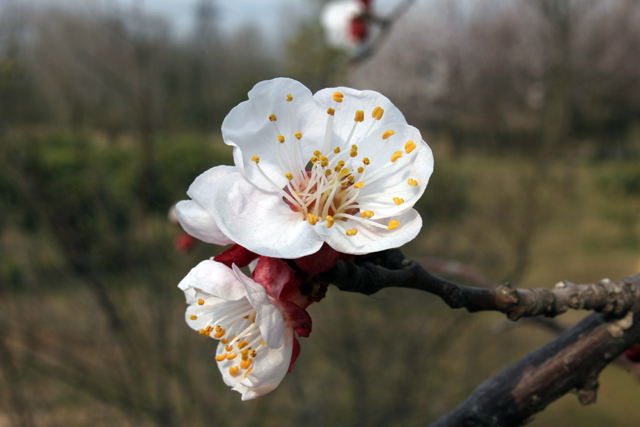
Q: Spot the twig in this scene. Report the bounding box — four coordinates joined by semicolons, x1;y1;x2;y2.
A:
322;249;639;320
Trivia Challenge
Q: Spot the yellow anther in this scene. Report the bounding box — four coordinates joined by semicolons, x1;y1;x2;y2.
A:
221;339;229;344
199;329;206;335
229;366;240;376
261;341;265;346
405;140;416;154
333;92;344;103
295;191;300;197
348;175;354;184
295;132;302;139
391;151;402;162
319;156;328;162
197;298;204;306
252;314;256;323
269;114;277;122
227;352;237;360
325;169;332;176
352;144;357;149
346;228;358;236
354;182;364;189
408;178;418;186
326;215;334;228
243;315;250;319
327;108;335;116
250;350;257;358
321;160;329;167
314;150;321;156
350;151;358;158
393;197;404;205
334;165;341;172
241;349;249;356
225;345;233;352
341;182;348;188
215;354;227;362
382;130;395;140
286;173;293;180
361;210;374;219
189;315;197;320
238;341;249;350
286;93;293;102
251;155;260;164
242;353;249;361
277;135;285;143
214;325;222;332
363;157;370;165
372;106;384;120
241;359;253;370
308;214;318;226
311;156;318;164
337;160;345;167
358;166;364;174
340;167;350;176
333;147;341;154
388;220;400;230
354;110;364;122
205;326;214;333
244;368;253;378
214;331;225;339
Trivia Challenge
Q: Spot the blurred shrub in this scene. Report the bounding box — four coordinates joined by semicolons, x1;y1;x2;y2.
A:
597;166;640;197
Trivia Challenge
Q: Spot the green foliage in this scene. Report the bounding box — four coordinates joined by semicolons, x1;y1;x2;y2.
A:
597;165;640;197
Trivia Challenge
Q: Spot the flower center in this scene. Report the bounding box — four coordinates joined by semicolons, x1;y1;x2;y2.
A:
196;298;267;379
251;92;421;236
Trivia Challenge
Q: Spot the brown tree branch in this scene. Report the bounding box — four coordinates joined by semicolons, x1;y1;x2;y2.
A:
322;249;638;320
321;249;640;426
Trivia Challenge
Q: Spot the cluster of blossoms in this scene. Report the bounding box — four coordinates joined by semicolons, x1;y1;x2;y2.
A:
176;78;433;400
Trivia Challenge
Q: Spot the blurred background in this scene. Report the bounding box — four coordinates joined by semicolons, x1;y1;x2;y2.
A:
1;0;640;425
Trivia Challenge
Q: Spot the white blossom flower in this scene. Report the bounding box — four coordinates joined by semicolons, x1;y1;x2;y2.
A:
321;0;369;50
179;259;309;400
176;78;433;258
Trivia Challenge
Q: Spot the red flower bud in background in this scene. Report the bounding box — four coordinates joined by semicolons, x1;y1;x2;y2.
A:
174;232;197;252
625;344;640;362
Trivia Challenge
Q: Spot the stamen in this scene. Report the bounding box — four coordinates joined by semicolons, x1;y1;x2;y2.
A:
372;106;384;120
325;169;331;177
354;110;364;122
189;315;197;320
393;197;404;205
360;210;374;219
327;108;335;116
251;156;260;164
225;345;233;352
198;299;205;306
221;339;229;344
244;368;253;378
333;92;344;102
358;166;364;174
333;147;341;154
286;173;293;180
354;182;364;189
405;140;416;154
346;228;358;236
241;359;253;370
363;158;370;165
277;135;285;143
269;114;277;122
227;352;238;360
229;366;240;376
382;130;395;140
308;214;318;226
391;151;402;162
408;178;418;186
215;354;227;362
295;132;302;139
311;156;318;164
286;94;293;102
326;215;334;228
314;150;321;156
388;220;400;230
238;341;249;349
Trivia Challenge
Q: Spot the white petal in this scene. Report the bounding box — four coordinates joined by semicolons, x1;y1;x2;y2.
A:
222;78;326;191
208;169;324;258
354;124;434;218
314;208;422;255
232;265;285;350
178;260;246;301
176;165;236;246
239;327;293;400
217;326;293;401
313;86;407;152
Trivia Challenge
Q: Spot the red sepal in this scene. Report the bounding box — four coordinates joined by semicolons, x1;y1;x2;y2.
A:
288;337;301;373
626;344;640;362
349;16;368;42
213;244;258;269
293;243;341;274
